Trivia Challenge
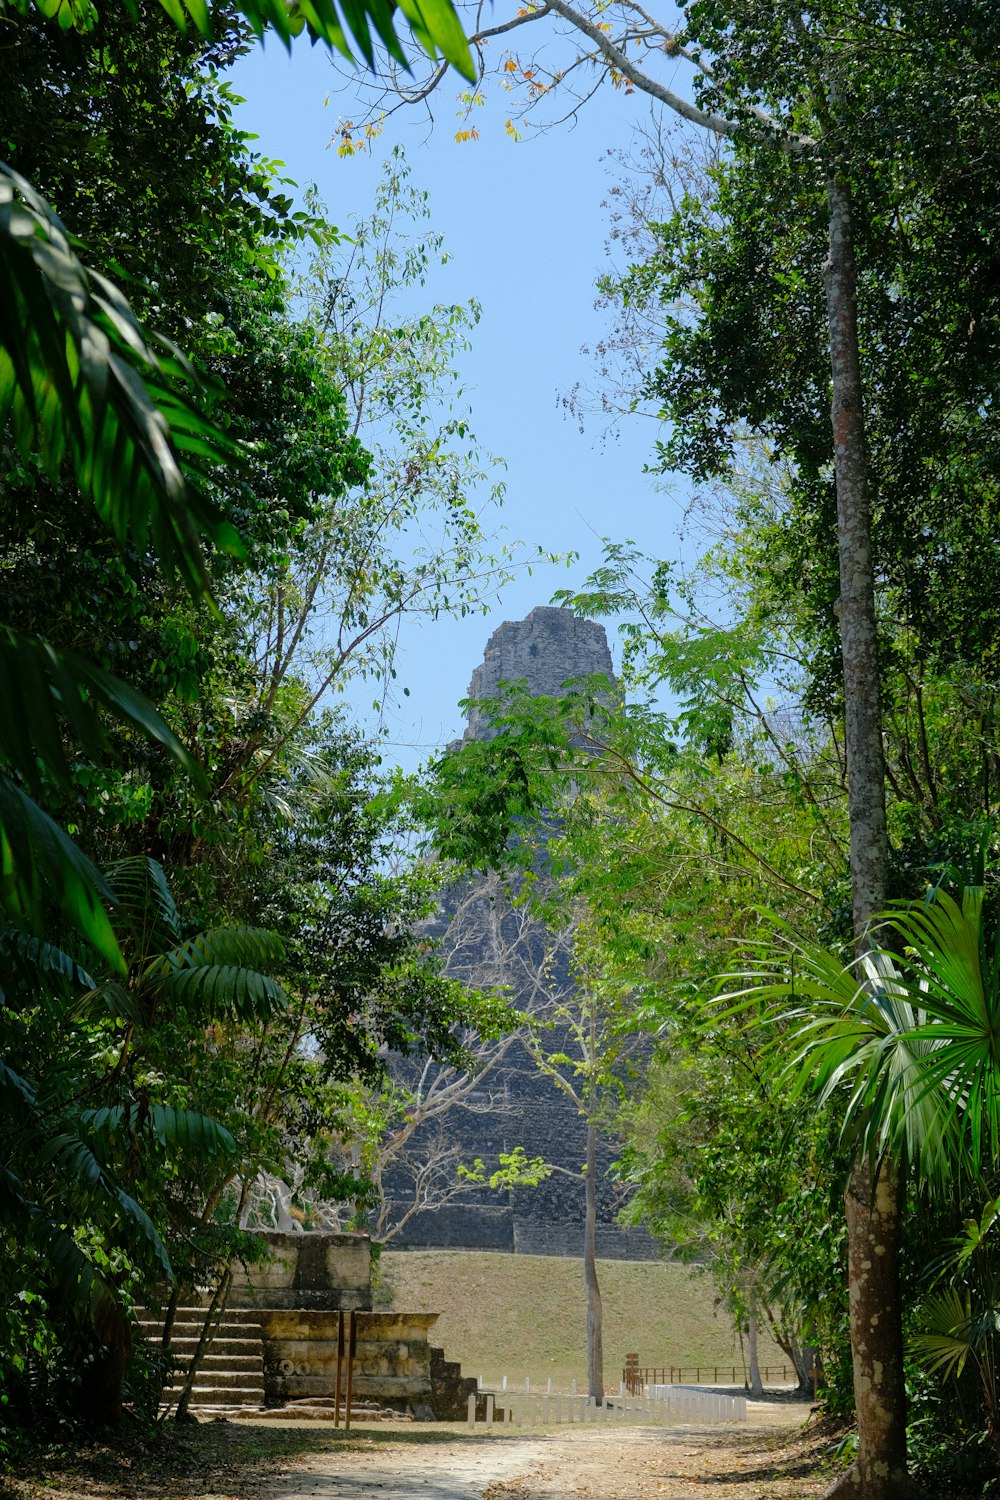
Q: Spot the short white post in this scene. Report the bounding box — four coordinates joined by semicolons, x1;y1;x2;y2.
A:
501;1375;507;1392
478;1375;483;1390
486;1394;494;1431
571;1378;577;1395
546;1377;553;1393
524;1376;530;1392
467;1393;476;1430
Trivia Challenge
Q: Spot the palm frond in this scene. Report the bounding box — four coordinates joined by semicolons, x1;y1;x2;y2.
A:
145;1104;238;1157
107;856;183;954
0;166;245;598
3;0;474;77
0;627;206;796
910;1287;980;1381
82;1102;238;1160
0;928;96;1006
156;924;285;973
143;924;289;1018
712;906;964;1184
0;774;123;970
148;961;289;1021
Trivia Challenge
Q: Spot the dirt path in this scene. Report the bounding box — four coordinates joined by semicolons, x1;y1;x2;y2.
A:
260;1402;828;1500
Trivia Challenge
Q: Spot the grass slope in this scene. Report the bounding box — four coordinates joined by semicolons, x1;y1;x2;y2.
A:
378;1250;788;1391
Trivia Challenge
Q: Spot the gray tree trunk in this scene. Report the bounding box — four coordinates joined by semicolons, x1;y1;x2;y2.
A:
584;1116;604;1403
746;1313;764;1398
822;170;921;1500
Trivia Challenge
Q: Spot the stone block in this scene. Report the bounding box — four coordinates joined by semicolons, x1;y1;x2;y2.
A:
228;1231;373;1311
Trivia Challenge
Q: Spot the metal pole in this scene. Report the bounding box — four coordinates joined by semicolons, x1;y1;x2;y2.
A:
334;1310;344;1428
344;1310;356;1430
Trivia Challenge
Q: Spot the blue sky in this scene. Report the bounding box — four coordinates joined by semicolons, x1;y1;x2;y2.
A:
230;40;694;769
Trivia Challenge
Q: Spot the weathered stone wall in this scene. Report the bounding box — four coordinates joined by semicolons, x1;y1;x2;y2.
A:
260;1309;440;1409
384;609;656;1262
229;1231;373;1311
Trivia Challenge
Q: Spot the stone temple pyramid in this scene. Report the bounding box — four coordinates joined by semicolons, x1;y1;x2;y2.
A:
382;608;654;1259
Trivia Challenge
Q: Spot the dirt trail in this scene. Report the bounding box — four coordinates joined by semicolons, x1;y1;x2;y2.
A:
260;1401;827;1500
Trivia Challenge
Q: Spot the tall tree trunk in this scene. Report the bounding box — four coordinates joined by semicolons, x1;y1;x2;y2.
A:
746;1313;764;1398
825;172;888;941
823;170;920;1500
584;1116;604;1403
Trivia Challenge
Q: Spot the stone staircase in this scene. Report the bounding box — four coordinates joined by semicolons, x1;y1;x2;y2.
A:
135;1306;266;1411
429;1344;478;1420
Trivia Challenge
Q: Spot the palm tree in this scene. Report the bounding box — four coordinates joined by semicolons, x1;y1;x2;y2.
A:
0;857;291;1422
725;890;1000;1183
718;887;1000;1485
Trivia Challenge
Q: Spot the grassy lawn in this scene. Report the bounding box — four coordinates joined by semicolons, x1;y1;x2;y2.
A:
377;1250;788;1390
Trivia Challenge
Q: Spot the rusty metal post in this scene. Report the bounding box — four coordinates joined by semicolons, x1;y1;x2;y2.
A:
334;1309;345;1428
344;1310;357;1430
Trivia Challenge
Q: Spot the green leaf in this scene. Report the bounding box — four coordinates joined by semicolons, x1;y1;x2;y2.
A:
0;625;207;794
1;0;475;77
0;775;124;972
0;165;245;600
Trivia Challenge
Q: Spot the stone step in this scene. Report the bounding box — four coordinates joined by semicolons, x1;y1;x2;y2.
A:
164;1373;265;1391
165;1365;264;1389
138;1344;265;1368
164;1387;264;1408
163;1353;262;1372
164;1370;264;1390
136;1306;265;1410
135;1311;263;1330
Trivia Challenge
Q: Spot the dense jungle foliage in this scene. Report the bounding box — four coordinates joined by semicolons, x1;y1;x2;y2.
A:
5;0;1000;1494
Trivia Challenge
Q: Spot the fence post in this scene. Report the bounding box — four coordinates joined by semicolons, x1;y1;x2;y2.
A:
486;1394;494;1431
467;1393;476;1430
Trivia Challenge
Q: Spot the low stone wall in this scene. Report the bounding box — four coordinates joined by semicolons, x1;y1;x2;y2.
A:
259;1309;447;1414
229;1231;372;1312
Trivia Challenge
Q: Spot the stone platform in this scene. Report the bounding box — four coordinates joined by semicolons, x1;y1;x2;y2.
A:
154;1231;474;1419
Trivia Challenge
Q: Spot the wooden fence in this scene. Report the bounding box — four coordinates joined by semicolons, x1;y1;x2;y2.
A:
622;1359;792;1392
620;1356;791;1398
467;1389;747;1430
